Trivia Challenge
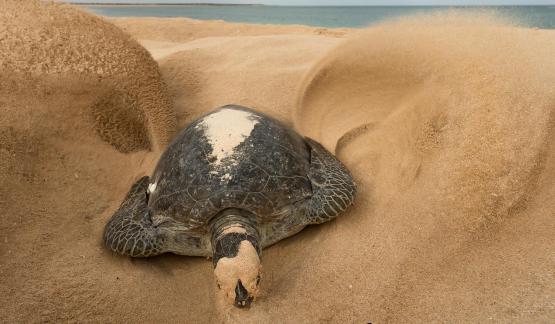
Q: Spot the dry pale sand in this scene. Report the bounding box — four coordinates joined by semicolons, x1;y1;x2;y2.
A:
1;1;554;323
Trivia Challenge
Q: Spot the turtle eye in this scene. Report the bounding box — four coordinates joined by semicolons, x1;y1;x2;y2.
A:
256;275;261;286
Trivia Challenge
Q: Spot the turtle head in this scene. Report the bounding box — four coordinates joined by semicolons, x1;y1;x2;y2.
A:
213;239;261;308
211;209;262;308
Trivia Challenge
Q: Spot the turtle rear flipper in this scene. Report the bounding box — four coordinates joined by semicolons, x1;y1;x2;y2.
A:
263;138;356;247
103;176;167;257
301;137;356;224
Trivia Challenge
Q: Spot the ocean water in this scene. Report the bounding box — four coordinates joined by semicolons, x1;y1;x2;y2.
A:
82;5;555;29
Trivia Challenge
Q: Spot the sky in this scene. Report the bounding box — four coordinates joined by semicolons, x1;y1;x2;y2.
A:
66;0;555;5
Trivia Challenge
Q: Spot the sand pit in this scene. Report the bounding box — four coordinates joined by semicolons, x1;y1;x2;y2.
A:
1;3;554;323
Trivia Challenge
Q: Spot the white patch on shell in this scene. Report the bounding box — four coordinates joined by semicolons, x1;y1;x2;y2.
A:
195;109;260;166
220;173;233;182
148;182;157;194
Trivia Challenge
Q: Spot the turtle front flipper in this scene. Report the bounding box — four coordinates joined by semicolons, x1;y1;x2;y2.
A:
300;137;356;224
103;176;166;257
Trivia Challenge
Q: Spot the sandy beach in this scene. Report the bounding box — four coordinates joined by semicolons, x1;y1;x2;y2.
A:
1;1;554;322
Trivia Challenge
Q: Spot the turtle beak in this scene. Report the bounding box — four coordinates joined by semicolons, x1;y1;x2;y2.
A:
234;279;253;308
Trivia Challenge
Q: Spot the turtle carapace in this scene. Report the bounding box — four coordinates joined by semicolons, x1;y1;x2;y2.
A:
103;105;356;308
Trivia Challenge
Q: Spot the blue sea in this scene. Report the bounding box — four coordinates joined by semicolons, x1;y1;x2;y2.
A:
82;5;555;29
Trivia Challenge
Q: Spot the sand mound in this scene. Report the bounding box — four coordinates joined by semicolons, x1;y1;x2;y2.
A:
0;0;176;152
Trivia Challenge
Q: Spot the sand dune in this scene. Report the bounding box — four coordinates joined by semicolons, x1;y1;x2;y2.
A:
1;3;554;323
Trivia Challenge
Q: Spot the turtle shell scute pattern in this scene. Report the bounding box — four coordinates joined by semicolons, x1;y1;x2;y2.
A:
147;106;313;230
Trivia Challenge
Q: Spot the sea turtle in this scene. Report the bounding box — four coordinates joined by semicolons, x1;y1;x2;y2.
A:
103;105;356;308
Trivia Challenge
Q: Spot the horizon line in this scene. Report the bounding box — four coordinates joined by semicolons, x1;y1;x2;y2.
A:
69;2;555;6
